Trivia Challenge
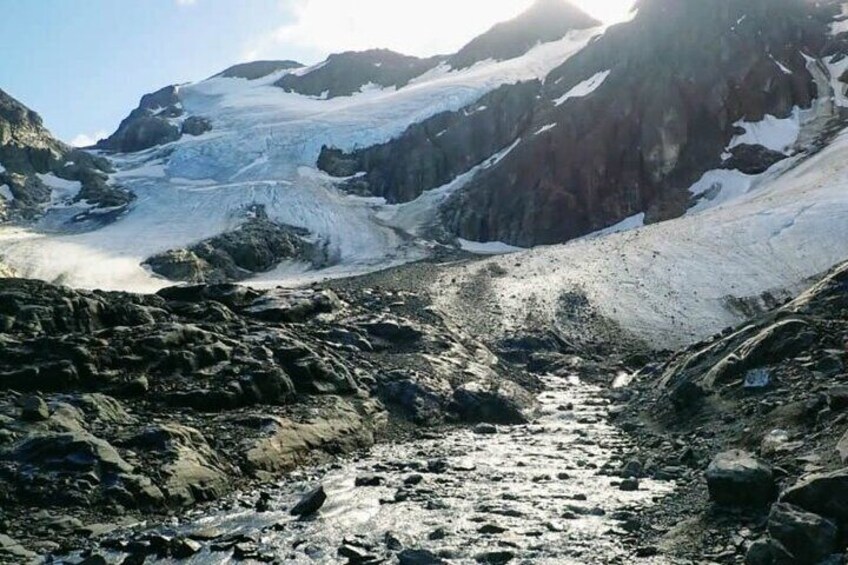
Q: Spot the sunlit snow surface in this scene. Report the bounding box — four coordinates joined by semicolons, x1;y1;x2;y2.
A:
0;28;602;292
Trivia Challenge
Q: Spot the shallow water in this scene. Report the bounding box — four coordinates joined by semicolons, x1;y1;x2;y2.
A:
103;375;675;564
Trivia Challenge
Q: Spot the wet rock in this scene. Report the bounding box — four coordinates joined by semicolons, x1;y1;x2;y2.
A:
19;395;49;421
620;459;643;478
767;503;838;564
338;543;378;563
619;478;640;491
479;524;508;534
451;380;529;425
473;423;498;435
129;424;230;506
171;537;203;559
475;550;515;564
782;468;848;522
706;450;776;507
398;549;448;565
355;474;384;487
0;533;37;560
404;474;424;486
290;485;327;517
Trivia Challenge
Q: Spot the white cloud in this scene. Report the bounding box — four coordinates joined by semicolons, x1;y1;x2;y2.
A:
251;0;634;61
176;0;197;6
69;130;109;148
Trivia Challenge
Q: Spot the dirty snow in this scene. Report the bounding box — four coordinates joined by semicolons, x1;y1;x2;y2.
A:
437;128;848;350
0;185;12;201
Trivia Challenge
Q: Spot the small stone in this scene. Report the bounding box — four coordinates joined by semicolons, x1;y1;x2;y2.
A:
478;524;508;534
620;460;643;478
475;550;515;564
619;478;640;491
171;538;202;559
355;474;384;487
398;549;448;565
473;423;498;435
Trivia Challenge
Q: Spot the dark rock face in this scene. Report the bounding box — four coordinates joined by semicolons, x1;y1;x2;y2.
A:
722;144;789;175
318;81;540;204
97;85;212;153
217;60;304;80
782;468;848;523
180;115;212;137
276;49;444;98
144;210;323;283
440;0;834;246
448;0;600;70
96;86;183;152
0;89;133;221
706;450;776;507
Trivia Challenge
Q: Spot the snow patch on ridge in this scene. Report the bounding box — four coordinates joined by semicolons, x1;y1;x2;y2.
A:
729;108;801;153
458;239;524;255
554;70;610;106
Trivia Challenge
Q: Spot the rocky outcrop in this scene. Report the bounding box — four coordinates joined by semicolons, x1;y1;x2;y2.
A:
0;275;535;553
0;89;134;221
96;85;211;153
216;60;303;80
618;260;848;561
318;81;540;204
447;0;600;69
441;0;841;246
276;49;444;98
143;209;324;283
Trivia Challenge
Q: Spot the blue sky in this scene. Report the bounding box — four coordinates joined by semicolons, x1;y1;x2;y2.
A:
0;0;319;144
0;0;631;145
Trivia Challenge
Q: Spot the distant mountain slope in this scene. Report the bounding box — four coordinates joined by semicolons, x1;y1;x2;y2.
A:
217;60;303;80
275;49;445;98
2;0;848;305
448;0;600;69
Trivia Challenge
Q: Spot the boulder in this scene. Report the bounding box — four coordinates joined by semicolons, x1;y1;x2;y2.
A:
705;450;776;507
745;538;796;565
398;549;448;565
767;503;838;564
19;395;49;421
451;380;529;425
290;485;326;517
782;468;848;523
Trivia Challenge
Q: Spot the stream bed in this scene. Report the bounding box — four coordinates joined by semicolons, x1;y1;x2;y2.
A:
91;375;676;564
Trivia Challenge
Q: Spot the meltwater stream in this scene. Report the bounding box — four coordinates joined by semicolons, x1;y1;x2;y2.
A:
101;376;675;564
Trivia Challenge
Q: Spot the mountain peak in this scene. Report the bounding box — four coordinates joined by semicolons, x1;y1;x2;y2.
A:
448;0;600;69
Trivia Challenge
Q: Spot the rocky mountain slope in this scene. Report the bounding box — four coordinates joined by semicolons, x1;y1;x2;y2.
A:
613;260;848;563
0;275;534;558
0;89;133;225
446;0;600;69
